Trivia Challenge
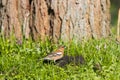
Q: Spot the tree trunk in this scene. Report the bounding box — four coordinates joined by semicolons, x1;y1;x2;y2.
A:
0;0;111;42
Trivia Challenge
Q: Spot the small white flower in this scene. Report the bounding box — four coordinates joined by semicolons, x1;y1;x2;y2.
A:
96;45;100;51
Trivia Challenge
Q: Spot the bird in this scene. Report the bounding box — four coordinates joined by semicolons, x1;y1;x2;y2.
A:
43;46;65;62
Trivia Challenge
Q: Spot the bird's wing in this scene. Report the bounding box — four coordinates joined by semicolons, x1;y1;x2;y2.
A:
43;52;63;60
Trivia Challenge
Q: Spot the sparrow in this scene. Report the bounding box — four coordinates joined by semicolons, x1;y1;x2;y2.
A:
43;46;65;62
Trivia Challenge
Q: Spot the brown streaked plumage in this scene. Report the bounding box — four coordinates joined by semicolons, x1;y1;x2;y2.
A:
43;46;65;62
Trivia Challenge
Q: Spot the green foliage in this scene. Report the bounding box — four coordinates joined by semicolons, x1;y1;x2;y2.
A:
0;37;120;80
110;0;120;34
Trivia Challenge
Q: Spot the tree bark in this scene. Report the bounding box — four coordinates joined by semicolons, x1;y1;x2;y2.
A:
0;0;111;42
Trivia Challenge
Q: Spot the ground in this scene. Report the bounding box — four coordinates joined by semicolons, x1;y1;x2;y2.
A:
0;37;120;80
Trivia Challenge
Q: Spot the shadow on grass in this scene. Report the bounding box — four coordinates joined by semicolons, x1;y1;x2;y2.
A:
43;55;85;67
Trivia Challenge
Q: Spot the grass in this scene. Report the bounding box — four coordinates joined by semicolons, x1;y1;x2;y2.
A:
0;37;120;80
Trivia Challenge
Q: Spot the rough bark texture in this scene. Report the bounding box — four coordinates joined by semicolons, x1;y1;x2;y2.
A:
0;0;111;42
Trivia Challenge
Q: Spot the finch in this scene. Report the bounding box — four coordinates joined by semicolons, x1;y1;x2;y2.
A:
43;46;65;62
